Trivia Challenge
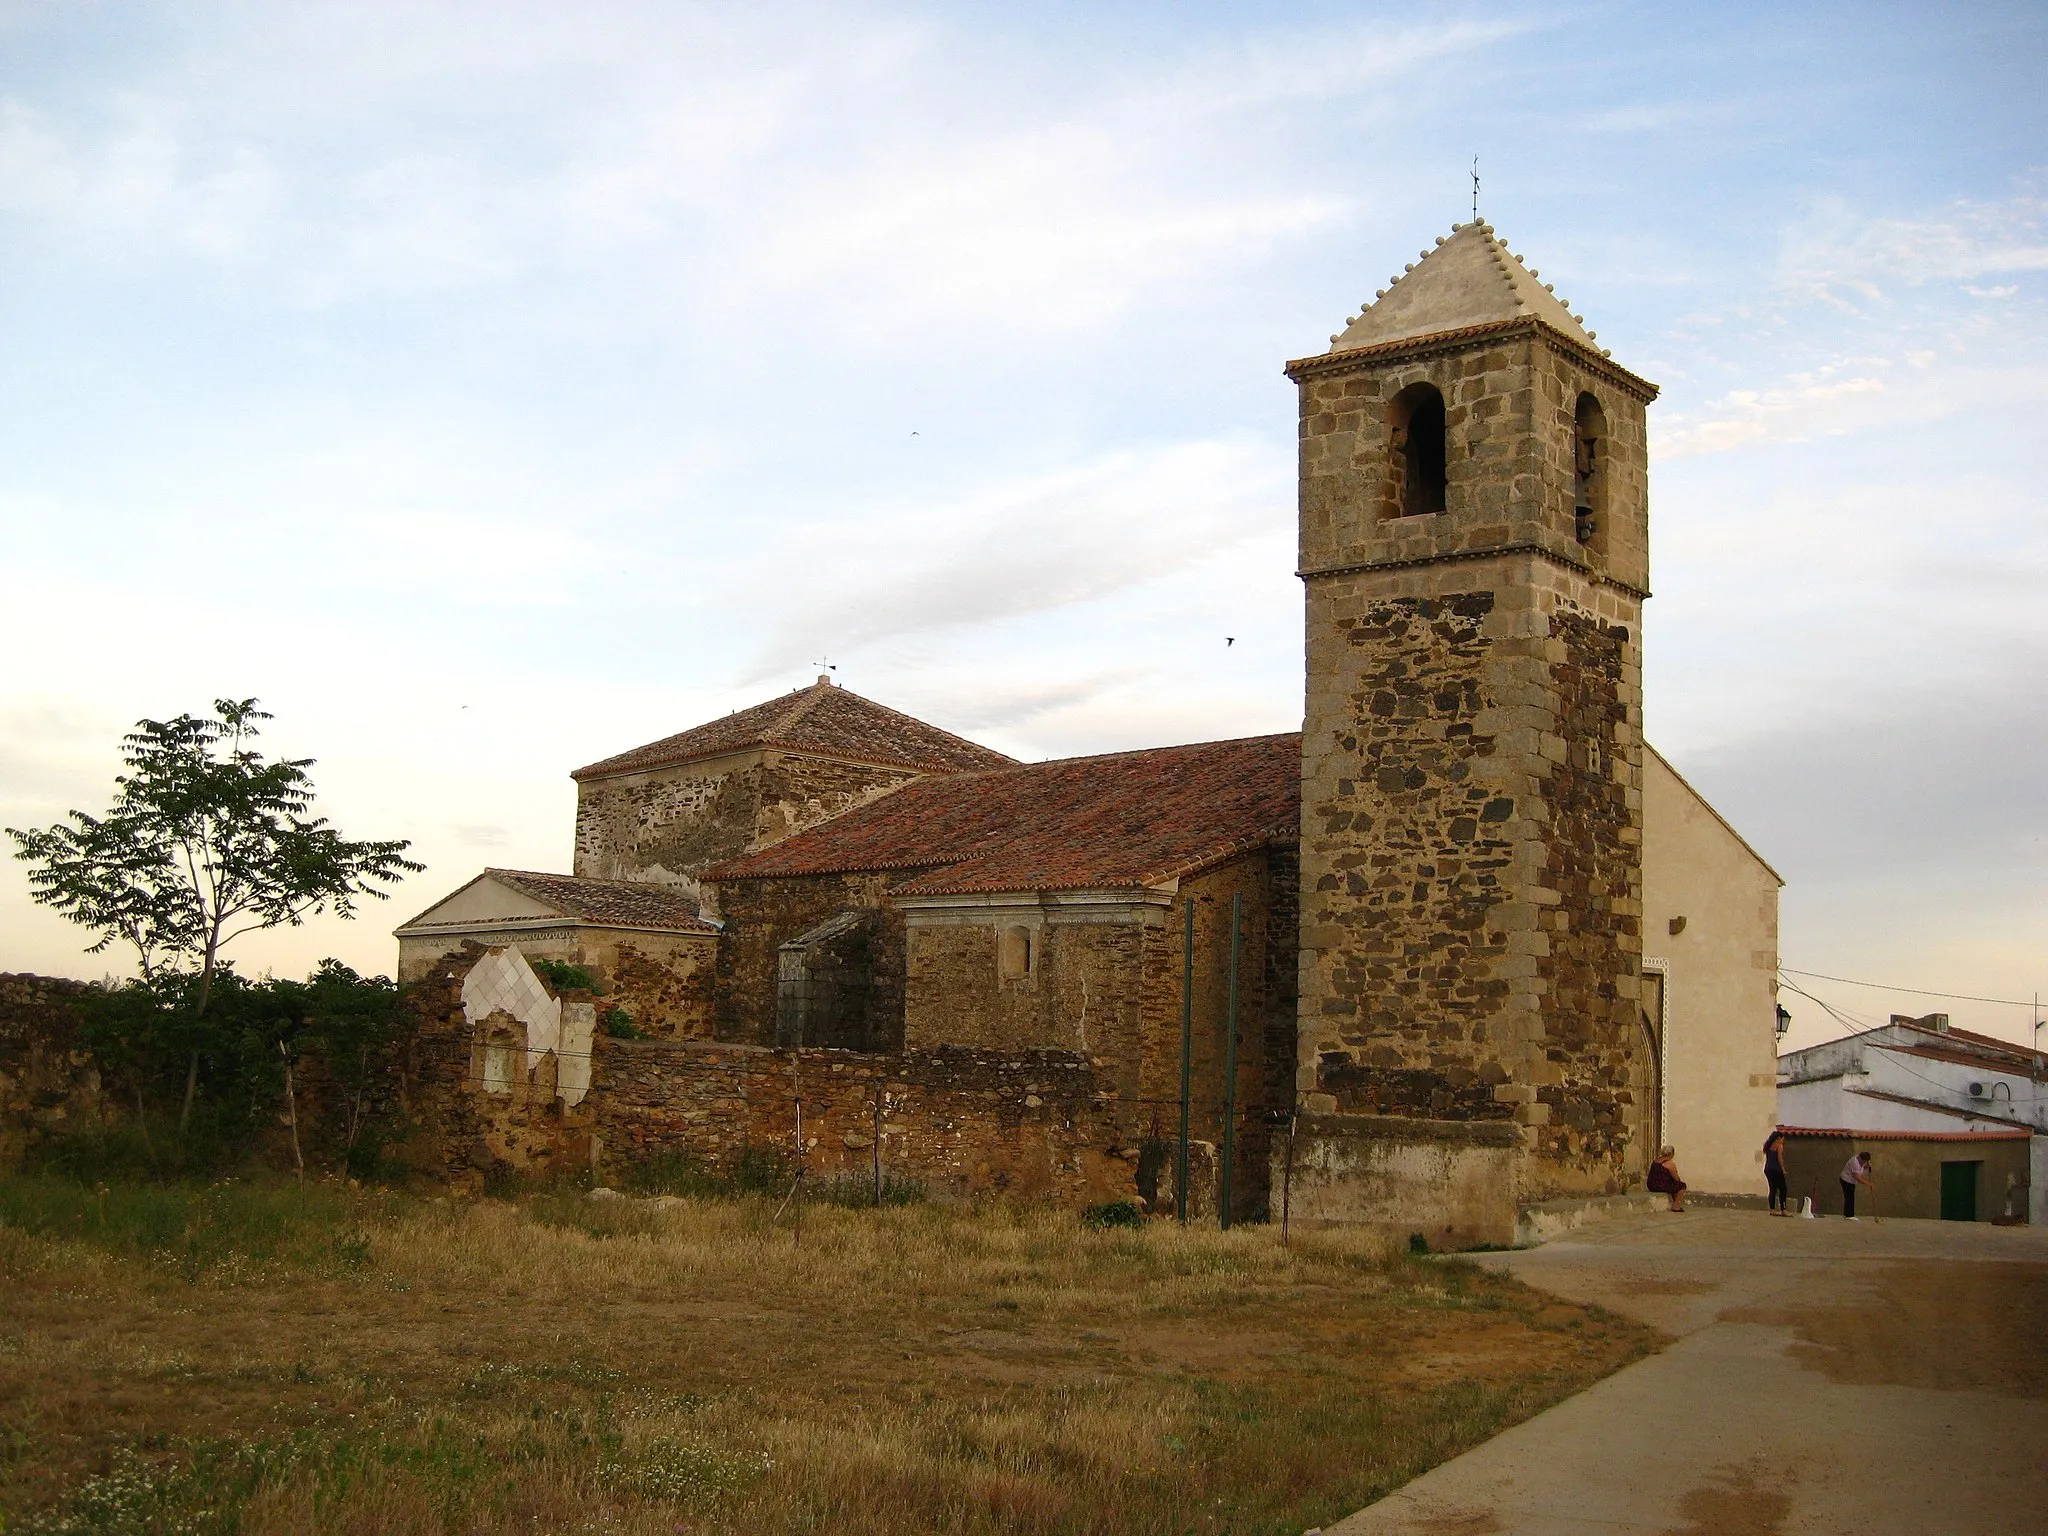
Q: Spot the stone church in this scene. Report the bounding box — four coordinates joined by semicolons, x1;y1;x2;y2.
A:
397;221;1782;1241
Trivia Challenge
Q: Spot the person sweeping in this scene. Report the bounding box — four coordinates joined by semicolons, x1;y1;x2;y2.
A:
1840;1150;1875;1220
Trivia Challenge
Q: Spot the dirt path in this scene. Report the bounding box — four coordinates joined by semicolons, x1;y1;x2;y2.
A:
1327;1209;2048;1536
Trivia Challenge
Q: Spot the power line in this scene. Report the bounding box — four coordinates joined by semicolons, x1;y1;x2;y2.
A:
1777;978;2046;1108
1780;967;2043;1012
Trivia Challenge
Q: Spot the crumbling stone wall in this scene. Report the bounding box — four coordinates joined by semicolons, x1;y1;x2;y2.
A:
401;928;716;1039
605;936;716;1039
595;1042;1128;1204
0;974;110;1168
573;748;920;902
1139;854;1292;1221
712;871;910;1048
902;911;1149;1081
403;949;1132;1203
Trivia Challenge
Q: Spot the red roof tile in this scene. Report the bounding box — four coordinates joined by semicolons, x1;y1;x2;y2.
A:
1922;1023;2040;1059
1880;1041;2047;1081
572;680;1016;781
707;733;1301;895
472;869;719;934
1778;1125;2030;1142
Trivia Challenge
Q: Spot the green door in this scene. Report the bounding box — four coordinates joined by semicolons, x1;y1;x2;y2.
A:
1940;1160;1980;1222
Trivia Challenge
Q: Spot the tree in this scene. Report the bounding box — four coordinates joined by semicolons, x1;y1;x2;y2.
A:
9;698;422;1130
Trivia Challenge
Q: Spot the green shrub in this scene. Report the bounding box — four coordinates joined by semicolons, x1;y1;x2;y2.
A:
601;1006;642;1039
1082;1200;1145;1230
530;958;601;993
808;1171;926;1208
615;1145;791;1200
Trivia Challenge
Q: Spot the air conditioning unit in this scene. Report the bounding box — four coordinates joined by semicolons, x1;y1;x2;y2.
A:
1967;1081;1987;1100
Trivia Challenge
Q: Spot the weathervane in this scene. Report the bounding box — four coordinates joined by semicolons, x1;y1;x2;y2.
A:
1471;156;1480;222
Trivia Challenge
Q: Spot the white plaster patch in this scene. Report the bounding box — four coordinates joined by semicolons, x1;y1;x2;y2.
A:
461;947;593;1108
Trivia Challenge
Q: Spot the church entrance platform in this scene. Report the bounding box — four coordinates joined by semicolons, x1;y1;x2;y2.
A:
1326;1207;2048;1536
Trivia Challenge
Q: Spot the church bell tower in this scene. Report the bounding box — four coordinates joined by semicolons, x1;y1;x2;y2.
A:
1288;221;1659;1203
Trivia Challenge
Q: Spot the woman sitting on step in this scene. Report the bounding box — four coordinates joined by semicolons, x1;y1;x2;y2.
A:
1647;1146;1688;1212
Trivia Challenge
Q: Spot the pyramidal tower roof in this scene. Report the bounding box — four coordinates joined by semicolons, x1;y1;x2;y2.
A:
1326;220;1607;357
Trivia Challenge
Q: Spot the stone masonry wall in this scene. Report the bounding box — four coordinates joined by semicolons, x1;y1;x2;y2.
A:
1292;327;1651;599
402;954;1132;1203
595;1042;1129;1204
1125;851;1295;1222
574;749;920;907
0;974;111;1169
752;754;923;854
1292;320;1654;1204
1299;557;1647;1199
1533;609;1645;1180
712;871;909;1048
903;913;1149;1086
574;751;765;886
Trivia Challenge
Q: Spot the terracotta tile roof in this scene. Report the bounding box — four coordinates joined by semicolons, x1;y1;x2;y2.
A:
483;869;721;934
1881;1041;2048;1081
572;680;1016;781
1913;1023;2041;1061
1778;1125;2030;1142
708;733;1301;895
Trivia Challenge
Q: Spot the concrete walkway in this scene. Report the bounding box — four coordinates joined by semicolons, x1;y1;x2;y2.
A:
1328;1209;2048;1536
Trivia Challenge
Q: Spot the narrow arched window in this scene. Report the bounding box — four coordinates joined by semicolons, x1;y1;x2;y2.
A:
1387;383;1447;518
998;925;1033;980
1573;393;1607;548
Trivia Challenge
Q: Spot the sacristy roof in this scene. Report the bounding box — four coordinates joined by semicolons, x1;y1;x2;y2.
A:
707;732;1302;896
395;868;721;937
571;677;1017;781
1325;220;1606;356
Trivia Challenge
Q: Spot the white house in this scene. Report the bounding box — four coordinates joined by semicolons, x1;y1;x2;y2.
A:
1777;1013;2046;1224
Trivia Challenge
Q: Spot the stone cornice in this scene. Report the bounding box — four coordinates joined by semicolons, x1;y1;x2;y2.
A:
1298;541;1652;602
1284;315;1659;403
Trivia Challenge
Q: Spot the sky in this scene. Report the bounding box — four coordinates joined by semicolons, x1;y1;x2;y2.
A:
2;1;2043;1053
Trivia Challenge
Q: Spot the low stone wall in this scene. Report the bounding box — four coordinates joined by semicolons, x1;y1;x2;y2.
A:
403;959;1136;1203
1272;1112;1521;1250
595;1040;1130;1204
0;974;111;1169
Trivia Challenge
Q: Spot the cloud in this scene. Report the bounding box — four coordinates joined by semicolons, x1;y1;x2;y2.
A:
1650;184;2048;459
1655;368;1887;457
0;96;277;259
740;436;1289;674
0;6;1524;336
1778;187;2048;306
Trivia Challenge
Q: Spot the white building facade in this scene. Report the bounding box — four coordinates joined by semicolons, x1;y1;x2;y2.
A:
1778;1015;2046;1224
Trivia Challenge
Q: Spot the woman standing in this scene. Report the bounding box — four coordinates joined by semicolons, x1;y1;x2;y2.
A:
1763;1129;1791;1216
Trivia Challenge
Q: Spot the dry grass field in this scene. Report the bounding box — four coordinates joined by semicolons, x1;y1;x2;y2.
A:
0;1176;1658;1535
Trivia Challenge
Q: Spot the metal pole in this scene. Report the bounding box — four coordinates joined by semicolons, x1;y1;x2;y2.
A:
1220;892;1241;1231
1177;897;1194;1224
1282;1109;1297;1246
